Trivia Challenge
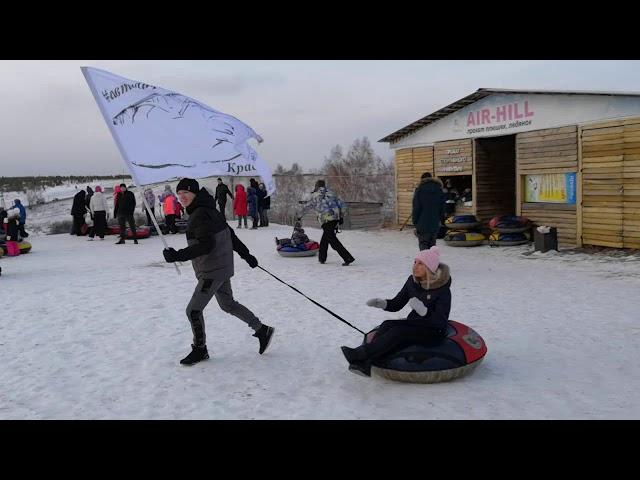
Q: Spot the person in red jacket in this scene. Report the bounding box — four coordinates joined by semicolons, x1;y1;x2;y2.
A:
159;185;179;234
233;184;248;228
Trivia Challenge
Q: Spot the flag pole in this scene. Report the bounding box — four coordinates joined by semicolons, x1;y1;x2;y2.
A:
139;191;182;272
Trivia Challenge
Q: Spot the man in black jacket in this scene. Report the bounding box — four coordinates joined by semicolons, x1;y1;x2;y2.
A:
412;173;445;250
214;178;234;220
115;183;138;244
162;178;275;366
70;189;87;235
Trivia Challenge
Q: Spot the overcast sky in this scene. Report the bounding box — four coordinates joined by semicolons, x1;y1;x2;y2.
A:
2;60;640;177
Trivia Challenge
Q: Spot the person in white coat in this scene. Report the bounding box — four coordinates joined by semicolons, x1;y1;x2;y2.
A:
88;185;109;240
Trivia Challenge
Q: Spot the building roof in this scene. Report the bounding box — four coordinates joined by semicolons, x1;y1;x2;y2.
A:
379;88;640;144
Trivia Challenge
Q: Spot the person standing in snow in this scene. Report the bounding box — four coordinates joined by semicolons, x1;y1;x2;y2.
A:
159;185;179;234
246;179;259;230
214;178;233;221
12;199;28;238
442;178;459;218
161;178;275;366
340;246;451;377
297;179;355;266
85;186;94;214
412;172;445;251
4;207;21;241
114;183;138;245
233;184;248;228
70;189;88;235
88;185;109;240
142;187;156;226
258;182;270;227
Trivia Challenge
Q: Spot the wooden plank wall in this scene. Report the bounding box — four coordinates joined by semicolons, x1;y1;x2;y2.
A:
395;146;434;224
623;120;640;249
516;126;578;246
580;117;640;249
474;136;516;222
521;203;577;246
300;201;382;230
343;202;384;229
581;122;624;248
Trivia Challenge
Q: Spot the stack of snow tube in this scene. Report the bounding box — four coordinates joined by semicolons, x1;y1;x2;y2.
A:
488;231;530;246
277;241;320;257
443;215;484;247
18;241;32;254
488;215;531;246
366;320;487;383
444;230;485;247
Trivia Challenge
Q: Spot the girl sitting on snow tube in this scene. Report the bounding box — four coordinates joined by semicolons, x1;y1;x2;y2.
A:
340;246;451;377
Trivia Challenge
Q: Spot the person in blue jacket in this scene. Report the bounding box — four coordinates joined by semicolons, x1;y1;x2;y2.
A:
13;199;28;238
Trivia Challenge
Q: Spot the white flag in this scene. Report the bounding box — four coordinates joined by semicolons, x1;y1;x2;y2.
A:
81;66;275;194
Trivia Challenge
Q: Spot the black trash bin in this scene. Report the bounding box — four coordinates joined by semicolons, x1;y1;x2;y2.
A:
534;227;558;253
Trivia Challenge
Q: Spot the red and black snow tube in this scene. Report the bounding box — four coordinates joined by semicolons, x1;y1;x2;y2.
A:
125;227;150;239
107;225;150;239
365;320;487;383
489;215;530;233
106;225;120;236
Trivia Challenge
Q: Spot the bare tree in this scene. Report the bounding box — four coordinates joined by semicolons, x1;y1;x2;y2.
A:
269;138;396;226
270;164;310;225
322;137;395;220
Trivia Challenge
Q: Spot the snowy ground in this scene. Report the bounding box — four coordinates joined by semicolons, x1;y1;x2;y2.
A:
2;211;640;419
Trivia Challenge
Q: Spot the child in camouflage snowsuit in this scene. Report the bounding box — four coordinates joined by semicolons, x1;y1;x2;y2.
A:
275;221;310;247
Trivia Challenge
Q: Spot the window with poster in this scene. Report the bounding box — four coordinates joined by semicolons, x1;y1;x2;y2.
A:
523;173;576;204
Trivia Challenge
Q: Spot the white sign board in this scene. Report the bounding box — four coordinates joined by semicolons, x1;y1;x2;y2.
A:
392;93;640;149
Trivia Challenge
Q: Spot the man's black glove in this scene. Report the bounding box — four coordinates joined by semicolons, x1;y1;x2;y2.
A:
163;247;180;263
245;254;258;268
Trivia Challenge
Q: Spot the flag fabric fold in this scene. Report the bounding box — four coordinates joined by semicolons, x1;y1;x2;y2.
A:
81;66;275;194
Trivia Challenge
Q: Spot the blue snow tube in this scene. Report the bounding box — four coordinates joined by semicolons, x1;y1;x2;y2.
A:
444;215;480;230
277;241;319;257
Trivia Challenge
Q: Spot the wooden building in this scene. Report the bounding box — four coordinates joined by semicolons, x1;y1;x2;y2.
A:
380;88;640;248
